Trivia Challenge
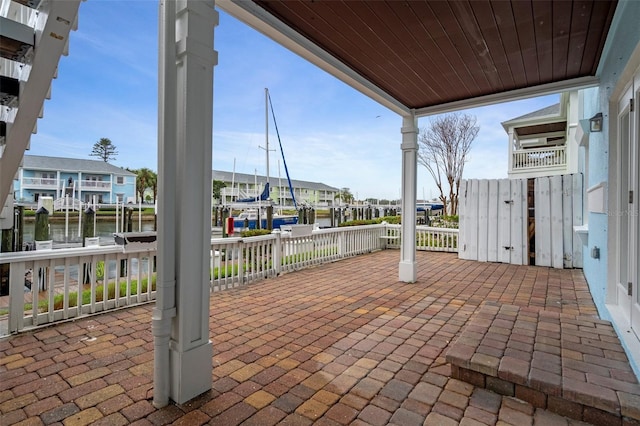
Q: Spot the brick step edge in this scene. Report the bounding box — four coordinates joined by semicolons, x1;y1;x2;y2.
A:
444;303;640;425
451;364;639;426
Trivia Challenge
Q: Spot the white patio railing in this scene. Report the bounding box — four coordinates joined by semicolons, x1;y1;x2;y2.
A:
416;225;459;251
0;245;156;336
0;224;458;335
512;145;566;171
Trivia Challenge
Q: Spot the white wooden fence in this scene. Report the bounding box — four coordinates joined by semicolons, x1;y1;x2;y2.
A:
459;178;527;264
0;223;458;335
534;174;583;268
459;174;583;268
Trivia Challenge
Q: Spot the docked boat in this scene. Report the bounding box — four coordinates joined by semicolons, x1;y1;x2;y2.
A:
230;89;299;231
233;208;298;230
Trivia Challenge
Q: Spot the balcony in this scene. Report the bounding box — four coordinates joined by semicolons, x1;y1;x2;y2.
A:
79;179;111;191
21;176;58;188
510;145;567;176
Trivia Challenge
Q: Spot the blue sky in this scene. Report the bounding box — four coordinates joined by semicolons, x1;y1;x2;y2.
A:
30;0;559;201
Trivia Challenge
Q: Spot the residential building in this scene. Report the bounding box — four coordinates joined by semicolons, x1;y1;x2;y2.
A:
503;92;582;179
213;170;339;206
14;155;136;206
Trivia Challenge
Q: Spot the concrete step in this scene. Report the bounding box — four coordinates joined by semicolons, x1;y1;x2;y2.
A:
445;302;640;425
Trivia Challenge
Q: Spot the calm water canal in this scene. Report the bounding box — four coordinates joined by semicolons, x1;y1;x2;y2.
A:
22;220;156;245
22;216;333;246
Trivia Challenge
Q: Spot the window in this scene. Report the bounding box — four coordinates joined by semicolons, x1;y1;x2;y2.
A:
116;176;125;185
41;172;55;185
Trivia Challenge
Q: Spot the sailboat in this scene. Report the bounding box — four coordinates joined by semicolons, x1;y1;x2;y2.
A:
232;89;299;231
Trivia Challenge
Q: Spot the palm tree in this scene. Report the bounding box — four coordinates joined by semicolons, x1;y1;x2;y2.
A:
334;188;354;204
148;171;158;203
134;168;155;203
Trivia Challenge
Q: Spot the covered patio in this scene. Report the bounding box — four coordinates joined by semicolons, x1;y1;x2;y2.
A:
5;250;635;425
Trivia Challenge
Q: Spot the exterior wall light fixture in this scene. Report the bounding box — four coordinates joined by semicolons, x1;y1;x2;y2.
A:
589;112;603;132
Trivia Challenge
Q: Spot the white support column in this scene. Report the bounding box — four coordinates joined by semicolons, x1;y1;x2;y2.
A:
155;0;217;407
507;129;514;175
566;91;580;174
109;173;114;203
77;172;82;203
399;114;418;283
19;168;24;201
56;171;61;199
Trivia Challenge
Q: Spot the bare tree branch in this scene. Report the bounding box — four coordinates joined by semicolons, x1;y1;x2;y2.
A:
418;113;479;215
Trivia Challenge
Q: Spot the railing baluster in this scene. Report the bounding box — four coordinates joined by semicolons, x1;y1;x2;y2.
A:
63;259;71;319
47;259;55;323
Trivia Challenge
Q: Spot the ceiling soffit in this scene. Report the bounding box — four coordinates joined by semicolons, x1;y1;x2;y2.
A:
221;1;618;115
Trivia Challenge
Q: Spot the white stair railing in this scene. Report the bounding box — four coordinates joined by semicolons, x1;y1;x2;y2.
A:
53;197;82;211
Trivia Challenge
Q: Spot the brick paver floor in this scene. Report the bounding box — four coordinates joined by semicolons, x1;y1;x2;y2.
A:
1;250;619;425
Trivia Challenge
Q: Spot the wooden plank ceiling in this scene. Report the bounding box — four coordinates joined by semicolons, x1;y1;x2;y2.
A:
253;0;618;111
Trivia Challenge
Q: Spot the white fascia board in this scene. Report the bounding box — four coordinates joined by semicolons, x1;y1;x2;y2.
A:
502;112;566;131
217;0;410;116
415;76;599;118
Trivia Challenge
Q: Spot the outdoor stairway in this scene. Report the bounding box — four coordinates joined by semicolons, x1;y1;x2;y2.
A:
0;0;80;207
446;303;640;425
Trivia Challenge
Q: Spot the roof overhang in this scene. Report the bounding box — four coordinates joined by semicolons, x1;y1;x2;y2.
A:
217;0;617;117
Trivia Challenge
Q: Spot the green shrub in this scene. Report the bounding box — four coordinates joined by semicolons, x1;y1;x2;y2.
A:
211;263;239;279
30;274;157;313
338;215;400;227
240;229;272;237
95;261;105;281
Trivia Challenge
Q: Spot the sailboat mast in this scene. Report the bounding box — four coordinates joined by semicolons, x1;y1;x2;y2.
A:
265;88;270;189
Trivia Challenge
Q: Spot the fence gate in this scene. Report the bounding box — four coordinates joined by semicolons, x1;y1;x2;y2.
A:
458;174;583;268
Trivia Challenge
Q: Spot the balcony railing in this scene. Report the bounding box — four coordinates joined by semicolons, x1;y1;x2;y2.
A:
21;177;58;188
511;145;566;171
0;224;458;335
20;178;113;191
80;180;111;190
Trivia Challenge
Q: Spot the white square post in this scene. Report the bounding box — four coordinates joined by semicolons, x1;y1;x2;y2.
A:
155;0;218;407
399;114;418;282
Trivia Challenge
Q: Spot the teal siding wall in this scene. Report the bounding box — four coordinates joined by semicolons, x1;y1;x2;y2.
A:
581;0;640;375
581;87;609;316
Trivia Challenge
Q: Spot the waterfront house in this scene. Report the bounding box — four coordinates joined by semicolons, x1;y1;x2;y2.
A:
0;0;638;413
13;155;136;207
213;169;339;206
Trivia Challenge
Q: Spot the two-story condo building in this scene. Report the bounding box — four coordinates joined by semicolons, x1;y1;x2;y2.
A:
14;155;136;206
213;170;339;207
